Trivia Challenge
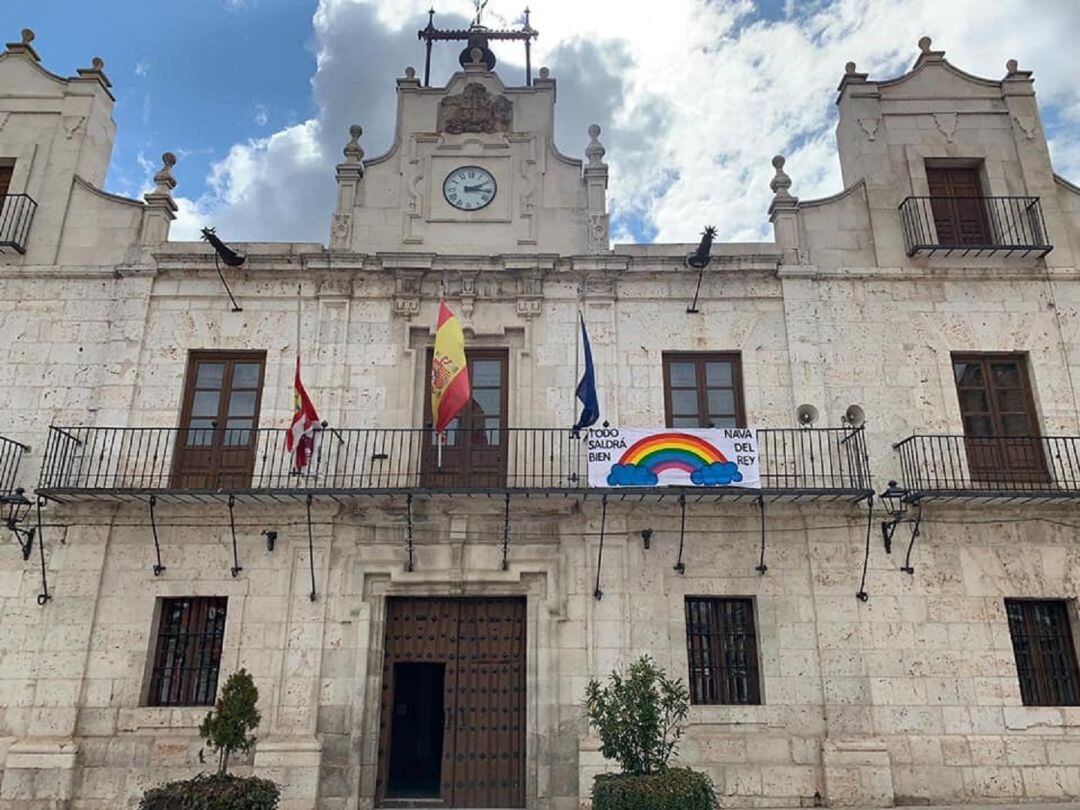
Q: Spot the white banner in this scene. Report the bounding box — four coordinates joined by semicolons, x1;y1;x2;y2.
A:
586;427;760;489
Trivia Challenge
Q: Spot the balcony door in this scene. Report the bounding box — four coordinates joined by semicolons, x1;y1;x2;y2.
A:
421;348;508;488
953;354;1047;485
0;165;11;199
927;165;990;247
171;351;265;489
662;352;745;428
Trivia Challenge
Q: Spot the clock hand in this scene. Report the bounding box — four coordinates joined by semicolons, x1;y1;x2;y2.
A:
464;184;492;193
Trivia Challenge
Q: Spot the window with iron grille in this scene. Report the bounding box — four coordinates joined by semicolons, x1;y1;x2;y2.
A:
1005;599;1080;707
685;597;760;705
147;597;228;707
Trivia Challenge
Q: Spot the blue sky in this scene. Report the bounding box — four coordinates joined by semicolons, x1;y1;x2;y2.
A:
6;1;320;201
6;0;1080;245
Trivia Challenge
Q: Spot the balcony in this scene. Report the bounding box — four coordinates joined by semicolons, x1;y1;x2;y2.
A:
895;434;1080;503
0;194;37;254
0;434;30;503
37;426;872;503
899;196;1051;257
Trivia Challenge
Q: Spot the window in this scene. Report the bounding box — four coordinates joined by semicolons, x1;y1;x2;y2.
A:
663;353;744;429
172;351;266;488
1005;599;1080;707
926;165;990;246
0;164;11;199
952;353;1046;482
147;597;228;707
685;597;760;705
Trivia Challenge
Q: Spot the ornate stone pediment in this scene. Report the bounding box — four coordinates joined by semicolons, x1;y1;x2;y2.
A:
437;82;512;134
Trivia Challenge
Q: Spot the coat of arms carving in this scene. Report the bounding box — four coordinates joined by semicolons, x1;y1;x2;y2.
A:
438;83;513;134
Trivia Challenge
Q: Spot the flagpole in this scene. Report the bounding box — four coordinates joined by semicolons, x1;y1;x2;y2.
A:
574;308;581;435
296;283;302;358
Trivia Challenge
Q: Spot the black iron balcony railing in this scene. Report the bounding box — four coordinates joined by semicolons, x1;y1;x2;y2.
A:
0;434;29;502
37;425;871;503
899;196;1051;257
0;194;37;254
895;434;1080;503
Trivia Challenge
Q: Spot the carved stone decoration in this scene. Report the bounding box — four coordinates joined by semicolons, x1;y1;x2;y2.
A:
586;125;607;167
342;124;365;165
393;296;421;319
516;273;543;319
587;213;610;254
583;277;616;299
1013;115;1037;140
516;298;542;319
393;273;422;320
932;112;957;143
437;82;513;134
857;117;880;141
331;213;352;249
460;275;477;321
770;155;795;201
402;154;427;244
62;116;86;140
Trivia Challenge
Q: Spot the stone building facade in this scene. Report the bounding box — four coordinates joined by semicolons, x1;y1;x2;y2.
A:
1;19;1080;810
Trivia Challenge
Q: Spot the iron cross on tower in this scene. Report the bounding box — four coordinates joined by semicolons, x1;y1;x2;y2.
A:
472;0;489;26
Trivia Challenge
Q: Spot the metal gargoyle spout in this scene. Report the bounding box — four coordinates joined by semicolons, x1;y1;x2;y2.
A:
688;225;717;269
200;226;246;267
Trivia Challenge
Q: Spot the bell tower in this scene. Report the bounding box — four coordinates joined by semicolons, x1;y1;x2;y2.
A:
330;8;609;256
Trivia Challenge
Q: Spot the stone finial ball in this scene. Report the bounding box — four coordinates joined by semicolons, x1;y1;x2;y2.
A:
1006;59;1018;73
92;56;104;70
918;36;932;53
588;124;601;138
538;66;550;78
469;47;483;64
21;28;34;44
845;61;857;75
404;66;416;79
162;152;177;167
349;124;363;138
772;155;786;170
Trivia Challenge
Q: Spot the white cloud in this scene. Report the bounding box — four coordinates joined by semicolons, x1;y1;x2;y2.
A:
171;0;1080;245
134;60;150;78
253;103;269;127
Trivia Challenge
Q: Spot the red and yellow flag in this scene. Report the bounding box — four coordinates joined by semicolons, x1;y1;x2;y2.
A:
431;300;470;434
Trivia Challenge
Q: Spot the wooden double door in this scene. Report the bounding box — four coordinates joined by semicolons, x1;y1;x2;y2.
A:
171;351;266;489
927;166;991;247
953;354;1047;484
376;596;526;808
421;349;508;488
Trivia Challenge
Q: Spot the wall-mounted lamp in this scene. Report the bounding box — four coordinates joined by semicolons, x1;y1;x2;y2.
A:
5;488;34;561
640;528;653;550
879;480;922;574
262;530;277;552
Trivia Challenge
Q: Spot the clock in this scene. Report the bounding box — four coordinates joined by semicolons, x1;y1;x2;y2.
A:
442;166;496;211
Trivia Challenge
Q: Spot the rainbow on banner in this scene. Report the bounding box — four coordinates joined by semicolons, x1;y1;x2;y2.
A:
586;427;760;488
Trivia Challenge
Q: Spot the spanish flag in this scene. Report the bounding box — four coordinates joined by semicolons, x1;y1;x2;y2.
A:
431;300;470;434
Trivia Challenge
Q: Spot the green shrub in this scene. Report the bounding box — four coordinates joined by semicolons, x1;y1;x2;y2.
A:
593;767;717;810
585;656;690;775
199;668;261;775
138;772;280;810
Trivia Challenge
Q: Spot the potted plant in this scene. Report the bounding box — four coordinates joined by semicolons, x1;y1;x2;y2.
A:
585;656;717;810
140;669;280;809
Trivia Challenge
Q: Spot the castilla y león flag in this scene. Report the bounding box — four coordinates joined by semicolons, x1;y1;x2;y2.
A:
431;300;470;434
286;356;320;473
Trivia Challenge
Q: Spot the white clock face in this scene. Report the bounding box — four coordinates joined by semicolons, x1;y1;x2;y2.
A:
443;166;496;211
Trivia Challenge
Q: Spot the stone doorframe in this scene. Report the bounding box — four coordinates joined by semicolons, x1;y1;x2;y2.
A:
355;567;561;809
